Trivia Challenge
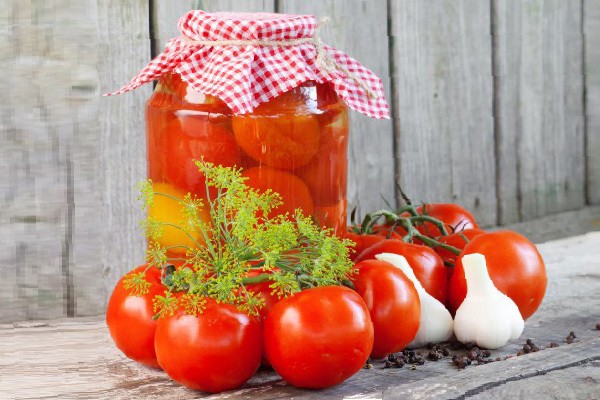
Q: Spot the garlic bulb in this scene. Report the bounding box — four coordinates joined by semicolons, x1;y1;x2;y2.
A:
454;253;524;349
375;253;454;348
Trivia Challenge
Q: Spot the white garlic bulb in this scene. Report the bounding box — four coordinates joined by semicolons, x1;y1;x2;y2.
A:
453;253;524;349
375;253;454;348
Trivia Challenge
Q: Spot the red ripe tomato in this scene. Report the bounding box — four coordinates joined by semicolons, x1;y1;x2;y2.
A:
245;268;280;367
242;166;314;218
162;115;241;196
355;239;447;304
448;230;547;320
436;228;486;279
154;298;262;393
343;229;386;261
352;260;421;358
412;204;479;237
232;113;320;170
263;286;374;389
106;265;165;368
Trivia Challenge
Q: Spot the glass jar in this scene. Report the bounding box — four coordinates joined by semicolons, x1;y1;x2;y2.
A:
146;73;349;251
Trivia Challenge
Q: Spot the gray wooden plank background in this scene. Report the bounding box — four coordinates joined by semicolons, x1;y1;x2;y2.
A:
1;0;598;322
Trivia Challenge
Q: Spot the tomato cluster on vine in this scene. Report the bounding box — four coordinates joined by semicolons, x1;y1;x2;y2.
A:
342;202;547;320
106;197;547;394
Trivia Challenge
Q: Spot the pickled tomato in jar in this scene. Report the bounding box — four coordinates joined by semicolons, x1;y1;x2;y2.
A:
146;74;349;234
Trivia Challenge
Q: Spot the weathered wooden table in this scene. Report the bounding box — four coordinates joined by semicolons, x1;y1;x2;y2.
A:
2;232;599;400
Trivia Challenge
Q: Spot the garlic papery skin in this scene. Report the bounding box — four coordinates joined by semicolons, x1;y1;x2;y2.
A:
453;253;525;349
375;253;454;348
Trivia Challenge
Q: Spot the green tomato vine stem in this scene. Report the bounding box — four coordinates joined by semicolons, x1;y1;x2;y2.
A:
359;207;461;257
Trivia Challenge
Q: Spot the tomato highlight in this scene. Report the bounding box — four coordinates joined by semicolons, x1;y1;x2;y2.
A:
263;286;374;389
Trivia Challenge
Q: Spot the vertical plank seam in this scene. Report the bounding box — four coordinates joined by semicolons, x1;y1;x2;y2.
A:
386;0;401;208
61;143;75;317
149;0;158;90
274;0;280;14
515;1;523;222
582;0;590;205
491;0;501;225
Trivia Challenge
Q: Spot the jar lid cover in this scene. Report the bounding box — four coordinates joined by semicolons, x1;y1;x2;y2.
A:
107;10;390;119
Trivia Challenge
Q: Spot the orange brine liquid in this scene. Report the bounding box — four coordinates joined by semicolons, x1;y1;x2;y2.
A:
146;74;349;253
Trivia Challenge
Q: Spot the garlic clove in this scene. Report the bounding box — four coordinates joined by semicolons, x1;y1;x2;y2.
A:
454;253;524;349
499;291;525;340
375;253;454;348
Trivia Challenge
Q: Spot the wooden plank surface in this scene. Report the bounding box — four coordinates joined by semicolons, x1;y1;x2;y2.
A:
0;0;101;322
0;1;151;321
389;0;497;227
92;1;151;316
279;0;397;220
494;0;586;224
585;0;600;204
2;232;598;399
496;205;600;244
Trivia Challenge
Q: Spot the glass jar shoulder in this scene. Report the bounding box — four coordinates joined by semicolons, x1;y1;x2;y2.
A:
147;73;346;117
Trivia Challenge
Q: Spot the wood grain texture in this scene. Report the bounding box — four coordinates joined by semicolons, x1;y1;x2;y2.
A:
0;0;105;321
389;0;497;227
494;0;586;224
495;205;600;244
1;232;599;399
278;0;397;220
385;344;600;399
585;0;600;204
92;1;151;316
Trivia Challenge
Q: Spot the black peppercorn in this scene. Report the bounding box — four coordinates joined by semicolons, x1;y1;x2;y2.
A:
464;342;476;350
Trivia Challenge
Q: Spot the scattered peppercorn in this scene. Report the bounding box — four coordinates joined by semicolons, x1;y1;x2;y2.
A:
370;335;577;373
427;350;444;361
519;338;541;354
467;349;479;360
452;355;471;370
382;352;406;369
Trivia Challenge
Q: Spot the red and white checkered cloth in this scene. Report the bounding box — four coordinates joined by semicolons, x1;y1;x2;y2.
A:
108;10;390;119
